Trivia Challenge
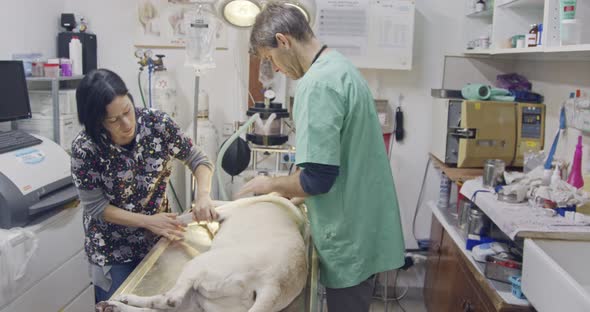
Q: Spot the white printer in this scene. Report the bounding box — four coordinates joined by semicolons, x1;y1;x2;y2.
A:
0;135;78;229
0;60;78;229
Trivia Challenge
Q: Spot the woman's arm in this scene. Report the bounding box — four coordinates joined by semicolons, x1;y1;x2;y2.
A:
192;164;217;222
103;205;186;240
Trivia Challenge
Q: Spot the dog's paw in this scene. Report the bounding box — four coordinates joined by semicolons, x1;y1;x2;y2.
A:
161;292;183;308
95;301;121;312
112;295;128;304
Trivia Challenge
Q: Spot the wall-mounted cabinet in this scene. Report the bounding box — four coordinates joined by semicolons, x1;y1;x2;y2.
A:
463;0;590;57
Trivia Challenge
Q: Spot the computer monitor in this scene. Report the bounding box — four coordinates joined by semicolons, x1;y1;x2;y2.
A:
0;60;32;122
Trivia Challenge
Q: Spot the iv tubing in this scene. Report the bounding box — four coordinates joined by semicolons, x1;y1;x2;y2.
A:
216;113;260;200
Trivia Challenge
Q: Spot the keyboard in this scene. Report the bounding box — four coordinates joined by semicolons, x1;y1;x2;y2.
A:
0;130;43;154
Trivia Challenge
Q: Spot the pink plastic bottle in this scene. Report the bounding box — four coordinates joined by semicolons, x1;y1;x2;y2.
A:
567;135;584;189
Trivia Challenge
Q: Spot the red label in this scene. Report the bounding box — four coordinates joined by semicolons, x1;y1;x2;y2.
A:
564;6;575;12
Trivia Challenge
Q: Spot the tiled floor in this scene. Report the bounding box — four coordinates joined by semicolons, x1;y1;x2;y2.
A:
370;298;427;312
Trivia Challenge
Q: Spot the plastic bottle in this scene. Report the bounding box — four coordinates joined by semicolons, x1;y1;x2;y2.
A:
567;135;584;189
551;165;562;187
565;92;576;127
69;36;83;76
537;23;543;46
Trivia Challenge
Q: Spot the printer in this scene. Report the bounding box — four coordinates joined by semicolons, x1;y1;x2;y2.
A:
0;135;77;229
0;60;77;229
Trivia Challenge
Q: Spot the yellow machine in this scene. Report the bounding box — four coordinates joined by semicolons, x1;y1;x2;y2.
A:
431;98;545;168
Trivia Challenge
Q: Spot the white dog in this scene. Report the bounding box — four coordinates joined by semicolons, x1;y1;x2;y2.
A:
96;194;308;312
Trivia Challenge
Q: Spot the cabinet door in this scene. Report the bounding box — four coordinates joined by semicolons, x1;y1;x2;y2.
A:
431;230;463;312
424;216;444;309
452;246;496;312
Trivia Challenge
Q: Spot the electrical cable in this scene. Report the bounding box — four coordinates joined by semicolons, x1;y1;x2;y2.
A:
138;71;146;108
371;271;409;302
412;157;432;243
393;270;407;312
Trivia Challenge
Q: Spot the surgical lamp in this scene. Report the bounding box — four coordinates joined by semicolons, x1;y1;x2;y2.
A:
217;0;316;28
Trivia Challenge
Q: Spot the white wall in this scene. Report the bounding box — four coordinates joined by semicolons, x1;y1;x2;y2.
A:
0;0;65;59
360;0;468;249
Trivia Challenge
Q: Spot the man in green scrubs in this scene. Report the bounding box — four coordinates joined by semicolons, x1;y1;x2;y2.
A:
238;3;405;311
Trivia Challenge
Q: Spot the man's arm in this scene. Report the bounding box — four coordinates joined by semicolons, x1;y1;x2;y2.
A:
238;170;307;198
237;163;339;198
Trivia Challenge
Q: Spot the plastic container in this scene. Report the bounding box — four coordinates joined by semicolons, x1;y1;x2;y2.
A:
561;19;582;46
560;0;577;21
69;36;83;76
43;63;60;78
437;174;452;209
511;35;525;48
60;59;72;77
509;276;526;299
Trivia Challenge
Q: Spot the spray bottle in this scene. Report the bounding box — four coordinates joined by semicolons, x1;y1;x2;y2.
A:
567;135;584;189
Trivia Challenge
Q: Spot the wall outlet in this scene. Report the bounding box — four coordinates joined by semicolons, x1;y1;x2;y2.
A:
222;123;234;136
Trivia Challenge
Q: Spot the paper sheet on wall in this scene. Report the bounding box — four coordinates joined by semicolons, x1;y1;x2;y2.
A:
317;0;369;56
315;0;415;70
373;0;412;49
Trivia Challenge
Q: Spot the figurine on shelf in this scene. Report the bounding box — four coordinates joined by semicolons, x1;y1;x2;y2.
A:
79;16;88;33
476;0;486;12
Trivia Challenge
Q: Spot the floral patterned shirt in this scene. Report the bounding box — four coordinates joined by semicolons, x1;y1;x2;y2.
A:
71;108;212;266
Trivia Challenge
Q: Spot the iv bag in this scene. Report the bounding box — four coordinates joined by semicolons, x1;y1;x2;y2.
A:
258;58;274;88
184;8;220;73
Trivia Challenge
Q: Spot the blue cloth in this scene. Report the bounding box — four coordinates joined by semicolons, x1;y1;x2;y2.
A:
299;162;340;195
94;260;141;303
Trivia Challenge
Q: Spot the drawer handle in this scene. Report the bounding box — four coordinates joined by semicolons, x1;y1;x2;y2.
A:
463;301;473;312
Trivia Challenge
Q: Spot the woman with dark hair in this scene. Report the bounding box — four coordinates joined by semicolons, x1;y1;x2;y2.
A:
71;69;215;302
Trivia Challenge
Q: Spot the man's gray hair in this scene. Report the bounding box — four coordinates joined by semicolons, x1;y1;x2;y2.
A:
249;3;315;55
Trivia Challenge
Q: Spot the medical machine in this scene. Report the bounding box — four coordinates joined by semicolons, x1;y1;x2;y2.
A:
431;94;545;168
246;90;290;146
0;61;77;229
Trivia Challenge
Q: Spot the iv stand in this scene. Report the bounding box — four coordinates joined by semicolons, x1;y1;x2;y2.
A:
190;75;200;208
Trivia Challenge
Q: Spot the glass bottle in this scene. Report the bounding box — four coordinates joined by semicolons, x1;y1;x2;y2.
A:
527;24;539;47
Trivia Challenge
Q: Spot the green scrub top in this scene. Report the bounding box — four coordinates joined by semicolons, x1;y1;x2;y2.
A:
294;51;405;289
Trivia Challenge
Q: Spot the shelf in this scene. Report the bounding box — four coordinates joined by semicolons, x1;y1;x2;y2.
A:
430;154;484;183
429;201;531;307
544;44;590;53
464;48;493;55
26;76;84;82
497;0;545;9
466;9;493;18
462;44;590;60
494;46;544;54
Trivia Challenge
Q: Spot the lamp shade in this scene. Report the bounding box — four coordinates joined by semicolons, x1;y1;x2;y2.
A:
278;0;316;26
219;0;262;27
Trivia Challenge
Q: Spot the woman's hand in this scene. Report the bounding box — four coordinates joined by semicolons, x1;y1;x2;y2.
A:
143;213;186;241
192;193;218;223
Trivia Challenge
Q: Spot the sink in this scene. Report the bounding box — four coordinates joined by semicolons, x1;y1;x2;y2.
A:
523;239;590;312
